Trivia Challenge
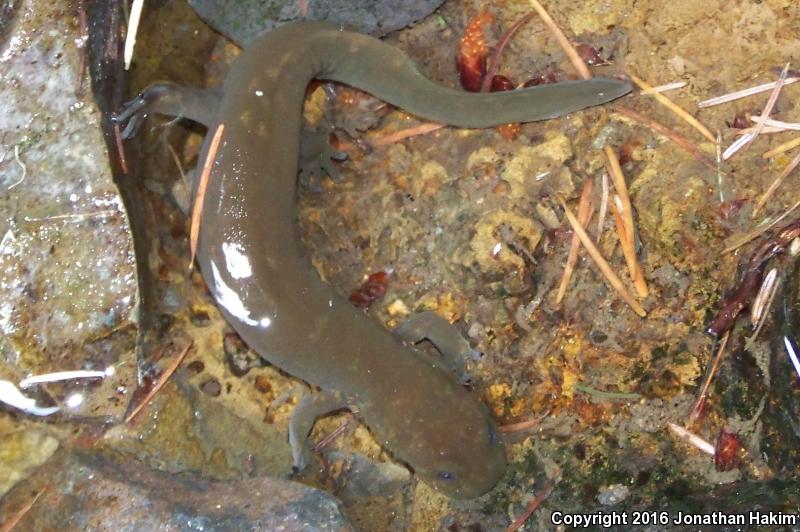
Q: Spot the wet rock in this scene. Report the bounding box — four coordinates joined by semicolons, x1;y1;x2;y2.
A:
0;0;137;420
0;429;59;497
0;451;353;531
199;377;222;397
502;134;575;201
464;210;542;293
189;0;446;46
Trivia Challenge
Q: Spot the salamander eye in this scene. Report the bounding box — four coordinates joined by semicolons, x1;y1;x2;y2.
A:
488;425;498;447
438;471;455;481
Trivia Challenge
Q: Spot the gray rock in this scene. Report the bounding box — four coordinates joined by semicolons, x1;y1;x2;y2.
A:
0;450;353;531
189;0;445;46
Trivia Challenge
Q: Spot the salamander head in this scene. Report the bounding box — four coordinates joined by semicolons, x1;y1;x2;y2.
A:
366;376;506;499
416;413;507;499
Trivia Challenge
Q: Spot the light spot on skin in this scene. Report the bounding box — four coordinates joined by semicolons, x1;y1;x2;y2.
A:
210;260;258;326
255;90;263;97
259;316;272;328
65;393;84;408
222;242;253;280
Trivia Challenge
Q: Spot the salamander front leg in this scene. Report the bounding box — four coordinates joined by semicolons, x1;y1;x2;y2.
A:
288;389;348;472
394;311;481;384
114;82;222;138
298;120;348;191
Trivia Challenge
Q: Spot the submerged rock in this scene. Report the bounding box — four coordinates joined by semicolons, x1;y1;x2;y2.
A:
189;0;446;46
0;451;353;531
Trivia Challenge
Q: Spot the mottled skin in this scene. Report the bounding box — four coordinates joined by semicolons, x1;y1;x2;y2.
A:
121;21;630;498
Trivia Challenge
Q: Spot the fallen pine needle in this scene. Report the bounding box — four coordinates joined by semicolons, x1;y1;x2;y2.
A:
605;146;648;297
763;136;800;159
190;124;225;268
649;80;687;93
725;64;789;161
611;105;716;170
113;123;129;175
723;196;800;253
313;416;354;453
123;0;144;70
368;122;444;147
667;422;715;455
784;336;800;381
752;145;800;218
748;115;800;132
506;482;554;532
698;76;800;108
596;171;609;243
749;268;779;334
527;0;591;80
557;197;646;317
555;177;594;304
716;130;725;203
686;330;730;426
499;411;550;433
0;488;46;532
167;144;188;183
125;341;193;424
629;73;715;144
482;10;538;92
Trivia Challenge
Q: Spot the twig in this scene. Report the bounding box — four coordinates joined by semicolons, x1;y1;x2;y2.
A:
506;482;554;532
555;177;594;303
125;342;192;423
527;0;591;80
604;146;648;297
123;0;144;70
611;105;716;170
190;124;225;268
687;331;730;426
557;197;646;317
629;73;715;143
752;146;800;218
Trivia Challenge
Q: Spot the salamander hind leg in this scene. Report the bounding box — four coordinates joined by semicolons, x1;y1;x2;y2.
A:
114;82;222;138
288;389;348;472
394;311;481;384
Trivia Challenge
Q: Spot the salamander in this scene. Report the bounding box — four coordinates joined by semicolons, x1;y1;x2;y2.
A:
118;20;630;498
